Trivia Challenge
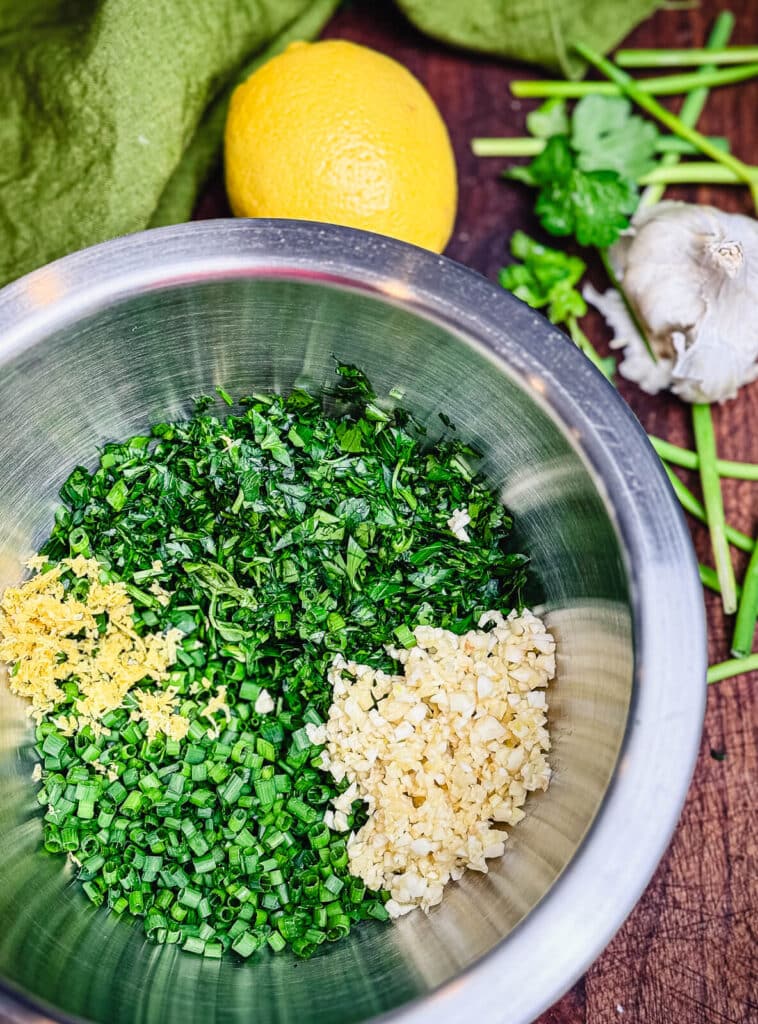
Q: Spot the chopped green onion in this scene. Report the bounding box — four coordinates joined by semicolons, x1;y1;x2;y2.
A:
231;931;260;958
393;624;417;649
42;734;66;758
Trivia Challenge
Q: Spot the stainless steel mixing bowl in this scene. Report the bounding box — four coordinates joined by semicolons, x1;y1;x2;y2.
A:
0;220;705;1024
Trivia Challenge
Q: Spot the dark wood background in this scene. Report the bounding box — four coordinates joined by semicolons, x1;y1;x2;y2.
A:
199;2;758;1021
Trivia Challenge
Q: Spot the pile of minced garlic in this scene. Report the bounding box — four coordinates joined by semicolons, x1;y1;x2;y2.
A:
315;609;556;918
0;557;187;740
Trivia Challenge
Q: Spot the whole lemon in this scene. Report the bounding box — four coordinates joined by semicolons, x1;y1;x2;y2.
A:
224;40;457;253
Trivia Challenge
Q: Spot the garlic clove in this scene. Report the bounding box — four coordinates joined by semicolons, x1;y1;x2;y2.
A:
671;304;758;403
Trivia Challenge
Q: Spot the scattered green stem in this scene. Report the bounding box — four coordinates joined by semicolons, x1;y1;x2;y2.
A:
510;62;758;99
650;437;758;480
662;465;754;554
616;46;758;68
700;563;721;594
731;537;758;657
640;162;758;186
471;135;728;158
474;151;756;185
640;11;735;207
707;653;758;684
710;459;758;481
573;42;758;212
699;563;742;599
691;404;738;614
566;316;614;380
655;136;729;154
471;138;544;157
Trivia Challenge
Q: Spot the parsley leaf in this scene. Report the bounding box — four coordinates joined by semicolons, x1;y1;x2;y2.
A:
571;95;659;180
507;136;638;248
507;132;574;188
526;98;570;139
544;167;638;248
500;230;587;324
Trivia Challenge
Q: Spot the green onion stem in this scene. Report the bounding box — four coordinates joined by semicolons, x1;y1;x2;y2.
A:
699;563;743;598
691;404;738;614
699;563;721;594
510;62;758;99
662;465;754;554
573;41;758;212
649;436;758;480
471;138;545;157
653;136;729;154
616;46;758;68
707;653;758;684
640;162;757;185
731;536;758;657
470;135;728;158
640;12;735;207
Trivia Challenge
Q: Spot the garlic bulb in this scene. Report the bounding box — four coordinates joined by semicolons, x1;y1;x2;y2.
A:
585;201;758;403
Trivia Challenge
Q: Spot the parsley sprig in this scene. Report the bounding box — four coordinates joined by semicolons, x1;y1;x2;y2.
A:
503;94;658;247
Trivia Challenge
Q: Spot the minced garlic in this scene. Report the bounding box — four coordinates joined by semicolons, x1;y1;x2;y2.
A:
0;557;187;738
321;609;556;918
446;507;472;543
200;683;231;739
254;688;275;715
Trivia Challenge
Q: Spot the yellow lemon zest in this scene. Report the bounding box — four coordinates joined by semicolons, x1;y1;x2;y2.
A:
0;558;186;739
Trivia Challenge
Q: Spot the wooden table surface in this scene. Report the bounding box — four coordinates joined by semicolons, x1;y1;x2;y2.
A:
196;2;758;1021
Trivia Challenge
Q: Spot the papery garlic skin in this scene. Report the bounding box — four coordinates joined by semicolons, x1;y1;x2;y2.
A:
585;201;758;403
583;283;674;395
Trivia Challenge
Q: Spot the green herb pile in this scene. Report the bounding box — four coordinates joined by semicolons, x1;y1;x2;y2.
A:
30;365;527;959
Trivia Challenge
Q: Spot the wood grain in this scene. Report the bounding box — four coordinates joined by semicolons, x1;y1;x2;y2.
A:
198;3;758;1021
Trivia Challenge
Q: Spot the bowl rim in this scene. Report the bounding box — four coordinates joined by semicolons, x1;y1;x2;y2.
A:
0;219;706;1024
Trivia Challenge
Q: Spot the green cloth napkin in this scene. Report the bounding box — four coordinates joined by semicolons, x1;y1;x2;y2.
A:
0;0;656;287
398;0;658;79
